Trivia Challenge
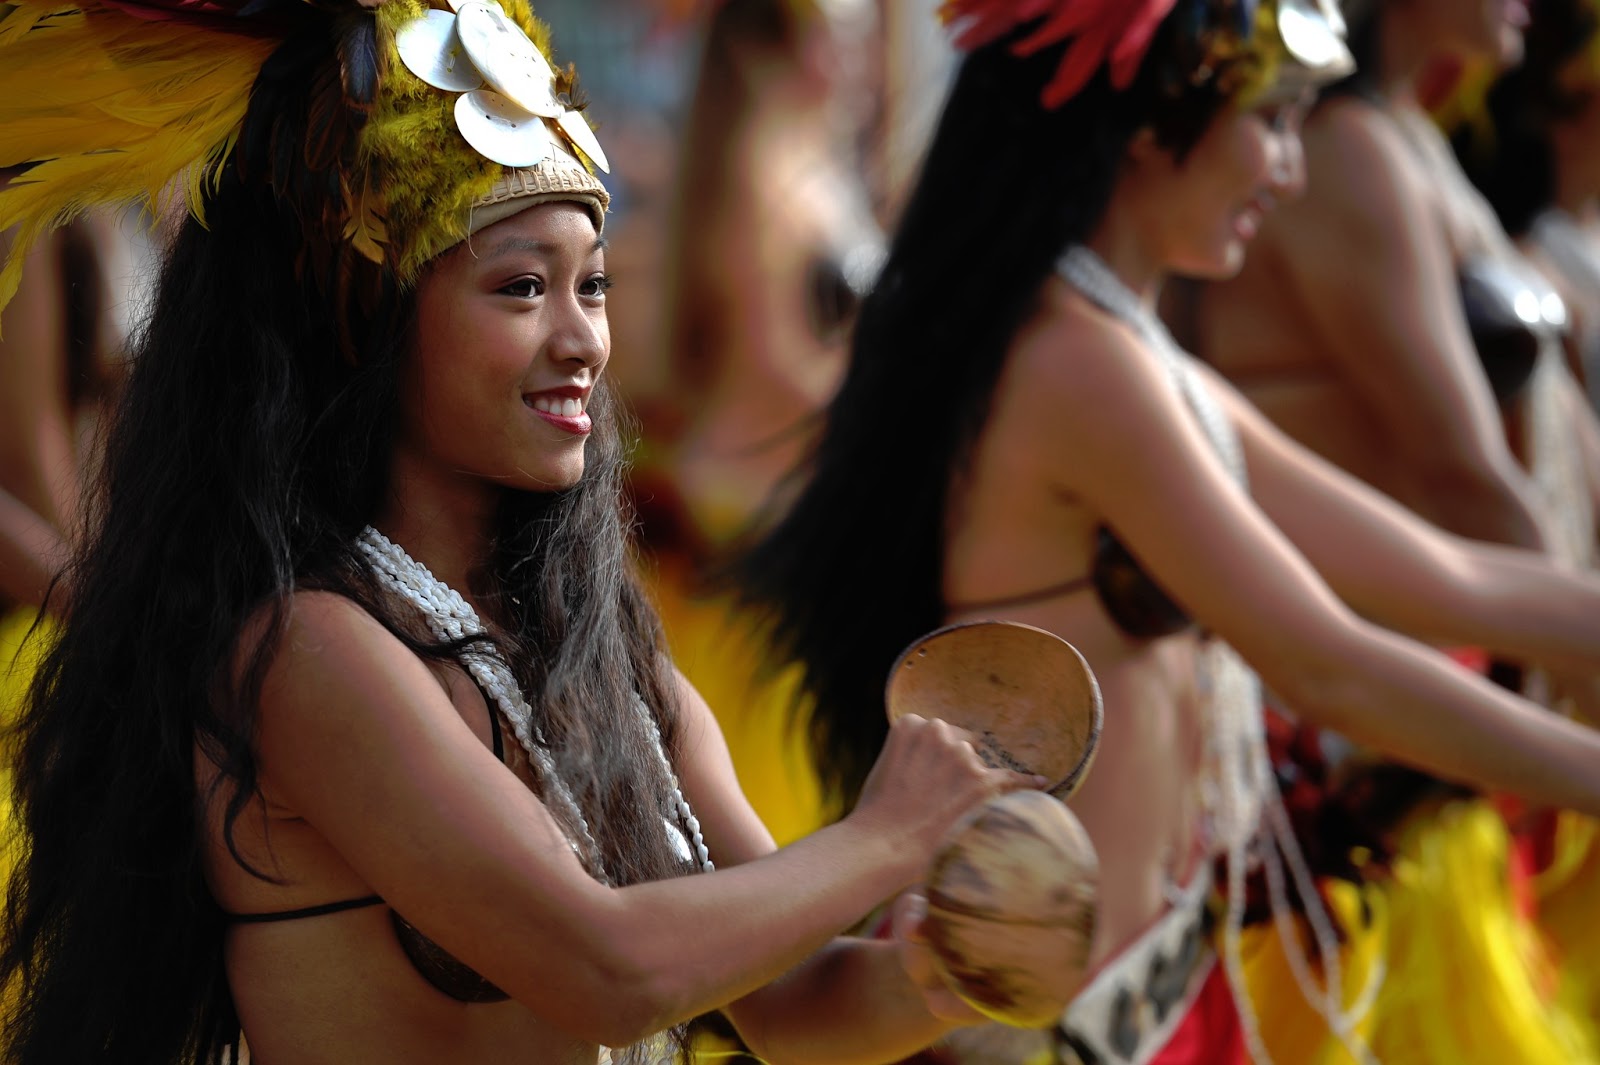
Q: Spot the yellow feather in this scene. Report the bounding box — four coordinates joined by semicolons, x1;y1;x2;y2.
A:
0;0;274;332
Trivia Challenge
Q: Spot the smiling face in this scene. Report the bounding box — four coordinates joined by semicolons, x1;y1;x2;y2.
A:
1124;94;1311;280
397;201;610;505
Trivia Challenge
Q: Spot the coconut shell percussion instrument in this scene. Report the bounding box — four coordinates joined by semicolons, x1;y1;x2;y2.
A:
884;619;1103;1027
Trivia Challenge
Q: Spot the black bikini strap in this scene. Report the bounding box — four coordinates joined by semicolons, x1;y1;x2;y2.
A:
465;672;504;762
224;894;385;924
946;573;1095;614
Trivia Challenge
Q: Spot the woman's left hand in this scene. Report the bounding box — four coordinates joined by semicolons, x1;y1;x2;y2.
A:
889;888;987;1026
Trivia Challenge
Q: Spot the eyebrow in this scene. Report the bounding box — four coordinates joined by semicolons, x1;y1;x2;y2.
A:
480;235;609;259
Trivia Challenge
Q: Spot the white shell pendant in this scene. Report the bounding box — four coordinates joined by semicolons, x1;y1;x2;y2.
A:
1278;0;1348;69
664;817;693;865
396;9;484;93
556;109;609;174
456;90;556;168
455;1;564;118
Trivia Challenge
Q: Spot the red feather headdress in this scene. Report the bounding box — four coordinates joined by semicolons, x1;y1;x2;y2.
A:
940;0;1179;108
938;0;1354;111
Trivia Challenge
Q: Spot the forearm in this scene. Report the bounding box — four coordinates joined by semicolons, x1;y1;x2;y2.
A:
1423;543;1600;675
727;937;957;1065
1282;622;1600;816
571;817;923;1041
0;488;65;608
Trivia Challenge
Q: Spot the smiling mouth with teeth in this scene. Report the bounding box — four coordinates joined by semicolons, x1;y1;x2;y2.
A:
529;395;584;418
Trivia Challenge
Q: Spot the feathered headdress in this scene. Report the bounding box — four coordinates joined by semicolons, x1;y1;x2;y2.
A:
0;0;610;327
937;0;1353;110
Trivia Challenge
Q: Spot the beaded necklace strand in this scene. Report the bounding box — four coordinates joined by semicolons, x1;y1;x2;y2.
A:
355;526;714;879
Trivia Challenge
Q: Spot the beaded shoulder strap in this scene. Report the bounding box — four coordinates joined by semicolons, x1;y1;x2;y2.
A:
1054;245;1246;484
355;527;714;879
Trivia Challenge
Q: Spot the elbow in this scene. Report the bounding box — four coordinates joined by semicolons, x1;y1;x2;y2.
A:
571;936;695;1047
1255;625;1376;736
1415;460;1551;551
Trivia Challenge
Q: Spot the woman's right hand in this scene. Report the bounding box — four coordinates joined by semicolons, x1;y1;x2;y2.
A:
848;712;1045;861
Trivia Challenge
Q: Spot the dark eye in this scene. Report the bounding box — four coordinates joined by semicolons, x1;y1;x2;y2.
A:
500;276;544;298
580;274;614;300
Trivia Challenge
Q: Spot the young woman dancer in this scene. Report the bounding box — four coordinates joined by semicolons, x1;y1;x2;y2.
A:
1192;1;1600;1058
0;1;1030;1062
1449;0;1600;1031
738;1;1600;1061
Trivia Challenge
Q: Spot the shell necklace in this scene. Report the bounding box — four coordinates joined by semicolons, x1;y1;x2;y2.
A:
1054;246;1379;1064
355;526;714;880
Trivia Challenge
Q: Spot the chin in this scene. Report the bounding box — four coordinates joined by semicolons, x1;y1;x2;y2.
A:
509;459;588;494
1173;241;1247;282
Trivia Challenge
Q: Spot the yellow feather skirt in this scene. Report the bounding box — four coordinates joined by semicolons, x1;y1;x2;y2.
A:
1245;798;1600;1064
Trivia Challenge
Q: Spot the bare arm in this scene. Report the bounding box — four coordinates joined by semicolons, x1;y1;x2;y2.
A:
667;674;975;1065
0;487;64;608
1207;364;1600;674
1024;299;1600;818
254;593;1008;1051
1272;102;1554;550
0;232;82;534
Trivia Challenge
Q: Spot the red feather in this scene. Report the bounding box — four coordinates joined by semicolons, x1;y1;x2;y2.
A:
941;0;1179;108
1108;0;1177;88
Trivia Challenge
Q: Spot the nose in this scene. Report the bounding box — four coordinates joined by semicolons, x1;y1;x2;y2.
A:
546;292;608;372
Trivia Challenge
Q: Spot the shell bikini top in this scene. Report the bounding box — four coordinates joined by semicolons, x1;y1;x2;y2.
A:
1458;255;1568;404
947;527;1193;640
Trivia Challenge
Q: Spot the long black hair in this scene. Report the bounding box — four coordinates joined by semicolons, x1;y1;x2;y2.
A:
1;14;685;1065
732;12;1234;817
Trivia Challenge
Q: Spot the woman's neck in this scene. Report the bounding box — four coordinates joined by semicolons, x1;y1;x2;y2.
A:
372;473;500;606
1084;227;1165;311
1375;7;1450;106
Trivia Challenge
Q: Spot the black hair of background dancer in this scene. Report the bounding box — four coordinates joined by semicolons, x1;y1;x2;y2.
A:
1453;0;1600;236
1;23;686;1065
730;13;1236;818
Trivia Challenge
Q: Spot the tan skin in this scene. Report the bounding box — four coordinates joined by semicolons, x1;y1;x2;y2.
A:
661;6;882;543
1193;0;1573;555
942;97;1600;968
0;223;110;611
200;203;1028;1065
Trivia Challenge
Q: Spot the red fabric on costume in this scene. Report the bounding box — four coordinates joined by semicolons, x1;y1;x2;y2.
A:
1148;964;1246;1065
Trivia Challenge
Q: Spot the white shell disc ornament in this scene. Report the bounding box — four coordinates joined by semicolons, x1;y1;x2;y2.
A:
557;109;609;174
455;0;563;117
455;90;556;168
395;9;484;93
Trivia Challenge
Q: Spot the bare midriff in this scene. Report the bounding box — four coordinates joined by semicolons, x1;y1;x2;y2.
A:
943;387;1211;973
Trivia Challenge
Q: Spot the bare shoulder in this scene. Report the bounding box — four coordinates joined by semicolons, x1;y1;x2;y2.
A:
1002;284;1211;492
1011;282;1155;403
245;589;443;739
244;589;402;682
1295;98;1425;233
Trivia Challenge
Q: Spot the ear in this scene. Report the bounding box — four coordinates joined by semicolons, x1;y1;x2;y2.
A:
1124;126;1162;165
